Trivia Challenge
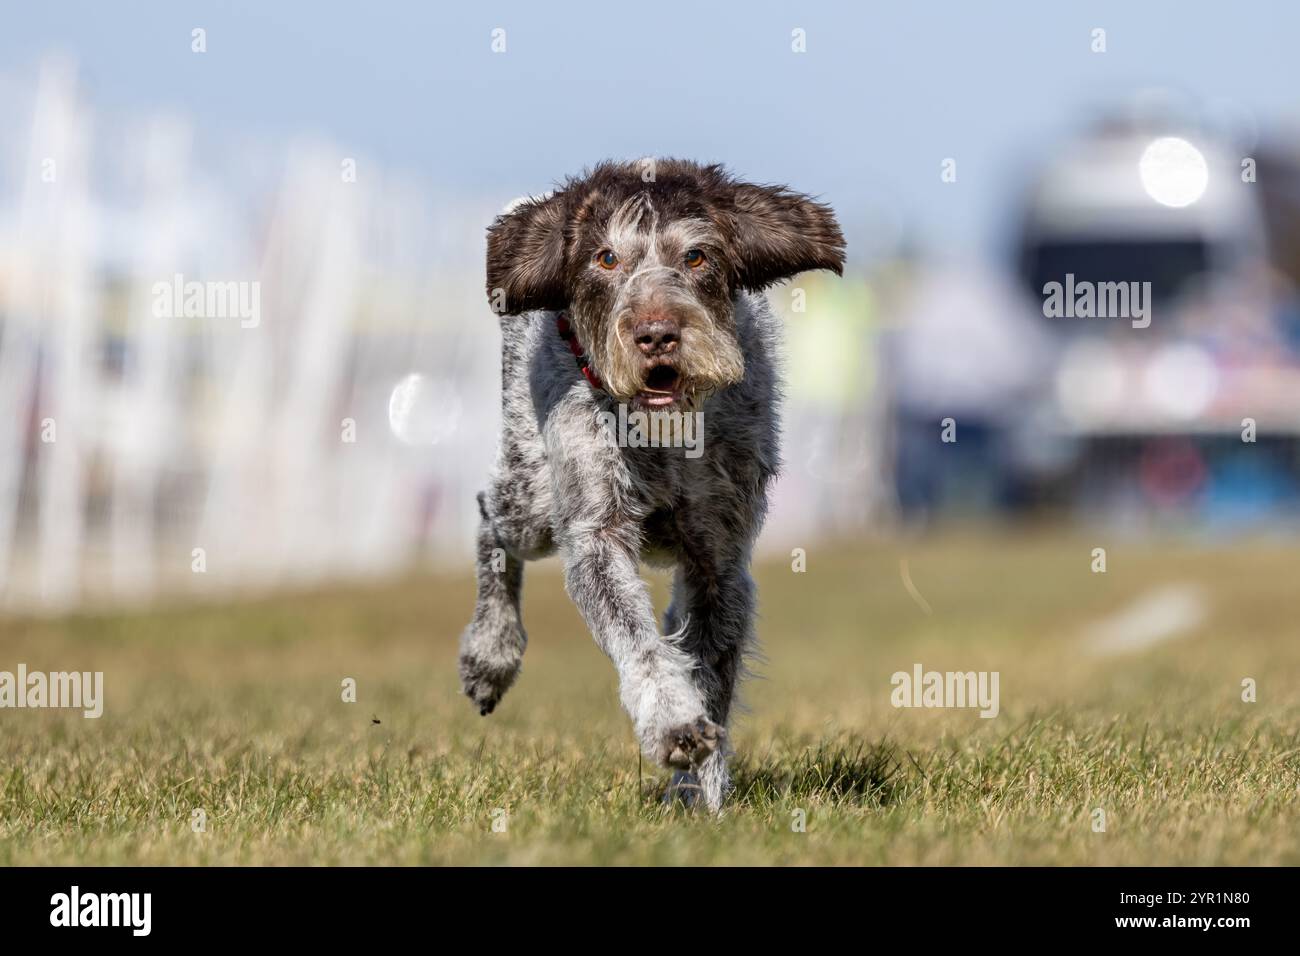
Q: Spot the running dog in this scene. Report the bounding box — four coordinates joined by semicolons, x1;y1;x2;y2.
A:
460;159;845;810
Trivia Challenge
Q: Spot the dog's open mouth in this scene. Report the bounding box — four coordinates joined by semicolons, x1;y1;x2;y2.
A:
634;363;682;408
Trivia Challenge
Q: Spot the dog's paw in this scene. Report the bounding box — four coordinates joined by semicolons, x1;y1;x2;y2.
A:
657;717;724;769
662;770;702;808
458;651;521;716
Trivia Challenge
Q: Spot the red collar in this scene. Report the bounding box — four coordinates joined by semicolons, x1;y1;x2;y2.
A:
555;312;604;391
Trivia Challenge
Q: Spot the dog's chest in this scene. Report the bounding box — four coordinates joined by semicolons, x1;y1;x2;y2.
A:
619;447;691;555
622;439;697;504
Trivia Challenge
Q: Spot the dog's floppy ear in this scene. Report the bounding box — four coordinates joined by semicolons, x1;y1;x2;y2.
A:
725;183;845;291
485;193;569;316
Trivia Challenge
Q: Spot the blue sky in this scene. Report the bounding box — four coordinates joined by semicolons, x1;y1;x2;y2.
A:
3;0;1297;262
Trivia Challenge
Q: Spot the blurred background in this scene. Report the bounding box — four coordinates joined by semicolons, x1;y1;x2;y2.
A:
3;0;1300;612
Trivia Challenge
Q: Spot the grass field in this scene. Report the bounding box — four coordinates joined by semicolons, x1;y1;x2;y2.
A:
2;531;1299;865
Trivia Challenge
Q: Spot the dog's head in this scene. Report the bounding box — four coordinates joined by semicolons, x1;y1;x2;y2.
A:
486;160;845;409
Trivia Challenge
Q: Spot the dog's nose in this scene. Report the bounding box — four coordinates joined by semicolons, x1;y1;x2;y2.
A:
633;316;680;355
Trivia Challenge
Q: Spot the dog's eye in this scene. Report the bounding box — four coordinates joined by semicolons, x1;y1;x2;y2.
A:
596;250;619;270
684;248;706;269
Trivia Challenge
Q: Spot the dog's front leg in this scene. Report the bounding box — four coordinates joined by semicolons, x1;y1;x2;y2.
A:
546;400;721;769
663;561;755;811
560;524;722;769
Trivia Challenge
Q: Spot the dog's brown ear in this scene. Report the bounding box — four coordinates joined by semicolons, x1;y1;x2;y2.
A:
725;183;845;291
485;194;568;316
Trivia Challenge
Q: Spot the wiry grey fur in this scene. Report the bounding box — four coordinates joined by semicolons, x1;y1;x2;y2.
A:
459;160;844;811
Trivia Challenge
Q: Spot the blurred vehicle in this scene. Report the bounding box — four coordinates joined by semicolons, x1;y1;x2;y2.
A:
891;114;1300;528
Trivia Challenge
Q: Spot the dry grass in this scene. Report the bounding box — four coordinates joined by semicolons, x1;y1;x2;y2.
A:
2;531;1298;865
